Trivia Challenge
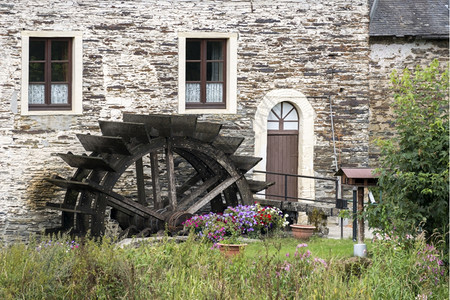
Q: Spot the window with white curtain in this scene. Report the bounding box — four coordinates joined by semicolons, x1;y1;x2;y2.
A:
21;31;83;116
28;38;72;110
178;32;237;114
185;39;226;108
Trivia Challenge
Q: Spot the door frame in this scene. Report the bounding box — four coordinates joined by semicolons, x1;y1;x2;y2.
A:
253;89;315;200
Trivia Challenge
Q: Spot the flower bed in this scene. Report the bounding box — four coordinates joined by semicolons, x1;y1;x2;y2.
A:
183;203;289;243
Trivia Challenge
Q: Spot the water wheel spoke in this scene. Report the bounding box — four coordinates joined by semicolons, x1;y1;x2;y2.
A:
165;138;177;210
177;175;221;211
135;158;147;205
186;175;241;214
222;184;239;207
176;172;203;197
46;202;96;215
46;114;260;237
150;151;162;209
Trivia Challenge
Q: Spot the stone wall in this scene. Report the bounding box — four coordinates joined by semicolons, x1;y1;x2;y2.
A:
0;0;370;242
368;37;449;164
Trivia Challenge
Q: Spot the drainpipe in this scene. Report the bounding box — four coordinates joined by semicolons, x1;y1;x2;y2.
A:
330;95;344;238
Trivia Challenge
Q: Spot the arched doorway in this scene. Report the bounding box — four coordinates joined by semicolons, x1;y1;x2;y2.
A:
253;89;315;201
266;102;299;200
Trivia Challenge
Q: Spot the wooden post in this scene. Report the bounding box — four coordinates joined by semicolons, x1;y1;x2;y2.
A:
150;152;162;209
135;158;147;205
165;138;177;210
357;186;365;244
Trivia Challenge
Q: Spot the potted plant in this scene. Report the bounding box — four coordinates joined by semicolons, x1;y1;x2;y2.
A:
216;228;248;257
183;204;290;256
290;224;316;240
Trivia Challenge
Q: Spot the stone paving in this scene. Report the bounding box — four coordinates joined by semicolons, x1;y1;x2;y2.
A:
326;218;374;240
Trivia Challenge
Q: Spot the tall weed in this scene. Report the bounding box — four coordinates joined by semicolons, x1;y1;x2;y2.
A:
0;233;447;299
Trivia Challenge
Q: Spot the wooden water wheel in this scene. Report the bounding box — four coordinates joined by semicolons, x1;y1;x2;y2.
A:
45;114;272;237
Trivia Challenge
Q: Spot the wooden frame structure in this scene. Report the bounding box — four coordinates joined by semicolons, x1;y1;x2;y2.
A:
335;168;378;243
45;114;272;237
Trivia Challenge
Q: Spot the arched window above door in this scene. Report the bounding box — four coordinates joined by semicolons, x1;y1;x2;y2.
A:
267;102;299;131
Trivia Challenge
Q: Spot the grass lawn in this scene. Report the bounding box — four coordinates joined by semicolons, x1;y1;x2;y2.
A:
0;234;448;299
243;236;371;260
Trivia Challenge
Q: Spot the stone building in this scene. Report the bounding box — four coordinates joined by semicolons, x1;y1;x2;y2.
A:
368;0;449;162
0;0;447;241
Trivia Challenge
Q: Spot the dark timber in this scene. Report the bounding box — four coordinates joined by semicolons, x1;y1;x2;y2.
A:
45;114;272;237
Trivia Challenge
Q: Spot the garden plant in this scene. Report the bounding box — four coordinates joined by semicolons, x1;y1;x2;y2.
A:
0;231;448;299
182;203;290;243
366;59;449;252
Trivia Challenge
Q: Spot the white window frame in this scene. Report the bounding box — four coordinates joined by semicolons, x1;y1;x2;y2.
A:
21;31;83;116
178;32;237;114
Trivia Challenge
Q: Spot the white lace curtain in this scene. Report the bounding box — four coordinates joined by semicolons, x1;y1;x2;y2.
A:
28;84;68;104
186;41;223;103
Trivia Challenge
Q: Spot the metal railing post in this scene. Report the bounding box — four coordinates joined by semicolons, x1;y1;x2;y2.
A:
284;174;288;202
352;187;357;242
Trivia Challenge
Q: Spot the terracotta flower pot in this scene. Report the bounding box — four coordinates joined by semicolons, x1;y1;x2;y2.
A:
217;243;248;257
290;224;316;240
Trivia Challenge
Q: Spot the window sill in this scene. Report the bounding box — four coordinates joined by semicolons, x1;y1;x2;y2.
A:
20;109;83;116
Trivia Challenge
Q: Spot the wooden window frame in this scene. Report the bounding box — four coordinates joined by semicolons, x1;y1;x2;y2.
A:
28;37;73;111
185;38;227;109
267;102;299;135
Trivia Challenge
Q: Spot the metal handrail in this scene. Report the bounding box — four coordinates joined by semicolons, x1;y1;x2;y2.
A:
253;170;354;239
253;170;339;204
254;170;337;182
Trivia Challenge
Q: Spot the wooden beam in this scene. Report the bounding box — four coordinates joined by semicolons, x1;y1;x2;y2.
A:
48;177;166;220
212;136;244;154
178;175;220;211
46;176;94;191
99;121;150;144
170;115;198;137
124;114;172;137
236;178;254;205
193;122;222;143
230;156;262;172
186;175;240;214
150;152;162;209
106;191;165;220
135;158;147;205
58;153;117;172
222;184;239;207
77;191;95;233
77;134;131;155
165;138;177;210
123;114;198;137
176;172;203;197
247;180;276;193
46;202;96;215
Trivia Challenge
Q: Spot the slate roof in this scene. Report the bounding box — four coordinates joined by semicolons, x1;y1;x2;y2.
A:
369;0;449;38
334;168;378;179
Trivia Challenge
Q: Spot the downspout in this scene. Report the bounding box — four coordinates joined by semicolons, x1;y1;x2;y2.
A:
370;0;379;20
330;95;344;238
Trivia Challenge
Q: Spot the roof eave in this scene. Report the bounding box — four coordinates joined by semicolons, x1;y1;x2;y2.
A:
369;33;449;40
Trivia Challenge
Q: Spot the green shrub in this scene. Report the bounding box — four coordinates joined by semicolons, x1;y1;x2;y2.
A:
367;59;449;250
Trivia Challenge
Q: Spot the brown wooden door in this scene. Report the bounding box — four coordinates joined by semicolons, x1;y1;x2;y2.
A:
266;102;299;201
